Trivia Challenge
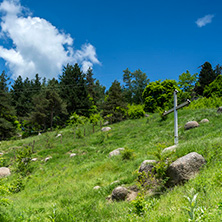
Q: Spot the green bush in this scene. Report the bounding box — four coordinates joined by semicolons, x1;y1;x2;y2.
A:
67;112;88;126
127;104;145;119
185;96;222;110
121;148;135;160
15;146;32;176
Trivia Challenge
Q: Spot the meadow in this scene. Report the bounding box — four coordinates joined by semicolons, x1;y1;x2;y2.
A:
0;108;222;221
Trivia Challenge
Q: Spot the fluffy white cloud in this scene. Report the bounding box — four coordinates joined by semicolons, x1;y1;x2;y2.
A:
196;14;214;28
0;0;100;79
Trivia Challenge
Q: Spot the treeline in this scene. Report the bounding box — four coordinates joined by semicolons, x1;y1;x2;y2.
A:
0;61;222;140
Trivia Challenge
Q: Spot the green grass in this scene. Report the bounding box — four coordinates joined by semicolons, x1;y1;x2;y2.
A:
0;108;222;221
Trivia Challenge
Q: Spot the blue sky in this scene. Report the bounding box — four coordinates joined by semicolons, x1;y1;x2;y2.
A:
0;0;221;88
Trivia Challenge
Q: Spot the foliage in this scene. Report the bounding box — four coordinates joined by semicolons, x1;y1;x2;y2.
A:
203;75;222;98
178;70;197;93
59;63;92;117
127;104;145;119
123;68;149;104
0;181;10;206
185;96;222;110
102;80;127;123
121;148;135;160
195;62;217;96
9;176;25;193
89;113;101;125
143;79;180;113
68;112;88;126
15;146;32;176
0;71;18;139
183;188;199;221
29;81;67;131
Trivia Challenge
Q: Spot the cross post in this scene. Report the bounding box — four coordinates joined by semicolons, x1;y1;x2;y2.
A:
163;89;190;145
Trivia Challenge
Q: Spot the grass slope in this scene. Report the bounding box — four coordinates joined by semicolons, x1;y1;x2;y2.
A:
0;108;222;221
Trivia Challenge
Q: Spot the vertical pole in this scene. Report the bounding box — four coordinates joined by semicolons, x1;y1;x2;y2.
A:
174;89;178;145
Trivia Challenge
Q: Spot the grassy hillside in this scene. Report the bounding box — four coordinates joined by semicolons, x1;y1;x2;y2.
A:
0;108;222;221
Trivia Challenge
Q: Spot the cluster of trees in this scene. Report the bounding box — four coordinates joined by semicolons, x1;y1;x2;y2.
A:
1;61;222;140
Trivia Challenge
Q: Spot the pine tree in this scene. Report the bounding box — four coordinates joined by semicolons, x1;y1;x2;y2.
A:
0;71;17;139
59;63;92;117
30;80;67;131
102;80;127;123
195;62;217;96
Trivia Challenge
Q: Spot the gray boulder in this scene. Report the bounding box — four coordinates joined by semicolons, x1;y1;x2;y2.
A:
184;121;199;130
101;127;111;132
111;186;128;201
200;118;209;123
167;152;206;185
109;148;125;157
0;167;11;177
139;160;157;173
217;107;222;113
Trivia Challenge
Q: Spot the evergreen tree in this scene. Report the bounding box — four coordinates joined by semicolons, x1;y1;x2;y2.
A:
123;68;133;103
59;63;92;117
195;62;217;96
11;76;34;118
0;71;17;139
30;79;67;131
94;80;106;108
102;80;127;123
214;64;222;77
86;67;96;99
131;69;149;104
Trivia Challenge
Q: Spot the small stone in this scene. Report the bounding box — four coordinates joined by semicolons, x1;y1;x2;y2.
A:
31;158;38;162
38;132;41;136
101;127;111;132
200;119;209;123
0;152;3;156
110;180;120;185
109;148;125;157
162;145;177;154
45;156;52;162
111;186;128;201
70;153;77;158
0;167;11;178
145;114;149;117
103;121;109;126
184;121;199;130
217;107;222;113
93;186;101;190
139;160;157;173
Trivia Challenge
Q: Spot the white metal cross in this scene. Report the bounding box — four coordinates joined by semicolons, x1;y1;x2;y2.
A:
163;89;190;145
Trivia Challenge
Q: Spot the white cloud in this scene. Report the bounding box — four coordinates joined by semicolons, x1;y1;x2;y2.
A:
196;14;214;28
0;0;100;80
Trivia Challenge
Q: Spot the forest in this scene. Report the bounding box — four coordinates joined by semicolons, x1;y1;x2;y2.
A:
1;61;222;140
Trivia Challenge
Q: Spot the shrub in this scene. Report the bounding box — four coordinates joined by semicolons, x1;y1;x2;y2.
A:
127;104;145;119
185;96;222;110
68;112;88;126
89;113;101;125
121;148;135;160
15;146;32;176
